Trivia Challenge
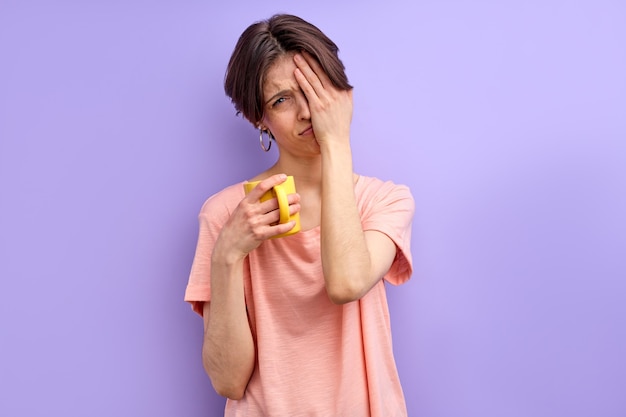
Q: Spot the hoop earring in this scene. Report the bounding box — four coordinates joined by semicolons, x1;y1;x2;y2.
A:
259;128;273;152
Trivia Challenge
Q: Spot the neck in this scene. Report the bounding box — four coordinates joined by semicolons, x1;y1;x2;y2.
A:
270;156;322;189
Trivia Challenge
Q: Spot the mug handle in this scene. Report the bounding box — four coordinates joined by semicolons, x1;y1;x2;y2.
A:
274;184;290;224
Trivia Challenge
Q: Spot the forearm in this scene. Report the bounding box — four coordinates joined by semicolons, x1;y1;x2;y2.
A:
320;140;372;303
203;254;255;399
199;173;301;397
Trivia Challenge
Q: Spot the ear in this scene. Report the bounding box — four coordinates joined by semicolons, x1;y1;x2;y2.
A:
256;115;267;131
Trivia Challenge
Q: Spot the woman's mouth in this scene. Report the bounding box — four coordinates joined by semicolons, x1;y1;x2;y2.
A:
300;126;314;136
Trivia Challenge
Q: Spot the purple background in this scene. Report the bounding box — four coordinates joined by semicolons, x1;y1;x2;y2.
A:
1;1;625;416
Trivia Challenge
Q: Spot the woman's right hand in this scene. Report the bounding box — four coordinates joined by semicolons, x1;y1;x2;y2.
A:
213;174;300;262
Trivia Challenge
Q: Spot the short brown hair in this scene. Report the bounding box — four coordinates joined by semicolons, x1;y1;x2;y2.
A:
224;14;352;125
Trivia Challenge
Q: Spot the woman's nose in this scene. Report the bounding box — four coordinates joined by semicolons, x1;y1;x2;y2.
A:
297;94;311;120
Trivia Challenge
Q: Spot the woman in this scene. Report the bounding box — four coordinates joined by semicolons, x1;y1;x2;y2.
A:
185;14;414;416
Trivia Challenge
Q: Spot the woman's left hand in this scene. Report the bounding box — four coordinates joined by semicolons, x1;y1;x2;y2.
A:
293;52;353;146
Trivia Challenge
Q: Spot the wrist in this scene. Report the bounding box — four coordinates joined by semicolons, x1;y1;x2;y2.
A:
212;238;247;267
321;139;353;169
319;136;351;154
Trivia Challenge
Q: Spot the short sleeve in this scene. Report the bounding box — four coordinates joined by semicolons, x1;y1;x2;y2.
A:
184;183;243;316
358;178;415;286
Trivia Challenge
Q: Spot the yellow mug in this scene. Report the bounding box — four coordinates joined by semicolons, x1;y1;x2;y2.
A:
243;176;301;238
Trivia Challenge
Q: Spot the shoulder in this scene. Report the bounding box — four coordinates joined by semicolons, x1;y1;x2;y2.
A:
355;175;414;211
198;182;245;218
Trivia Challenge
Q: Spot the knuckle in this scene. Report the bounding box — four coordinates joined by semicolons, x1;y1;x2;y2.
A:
251;228;265;240
243;209;256;221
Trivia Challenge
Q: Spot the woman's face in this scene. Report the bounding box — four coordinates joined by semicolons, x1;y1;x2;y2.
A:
260;53;319;157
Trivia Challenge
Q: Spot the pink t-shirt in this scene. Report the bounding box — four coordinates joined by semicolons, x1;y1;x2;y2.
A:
185;175;414;417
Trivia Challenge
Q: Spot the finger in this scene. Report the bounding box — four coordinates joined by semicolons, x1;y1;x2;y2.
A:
289;201;301;216
297;52;331;88
293;54;326;98
294;66;317;104
258;198;301;226
269;220;298;237
245;174;288;202
242;199;300;241
257;191;300;212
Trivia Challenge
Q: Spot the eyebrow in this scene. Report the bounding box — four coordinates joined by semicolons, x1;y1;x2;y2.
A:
265;89;290;106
